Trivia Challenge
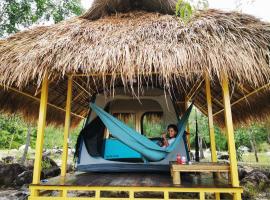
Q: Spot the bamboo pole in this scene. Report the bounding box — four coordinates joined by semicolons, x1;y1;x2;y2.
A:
185;97;191;151
221;73;241;200
205;73;217;162
61;76;73;177
31;73;49;196
214;82;270;117
205;73;220;200
0;84;85;119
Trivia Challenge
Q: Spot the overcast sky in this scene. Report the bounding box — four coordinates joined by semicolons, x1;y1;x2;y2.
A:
81;0;270;21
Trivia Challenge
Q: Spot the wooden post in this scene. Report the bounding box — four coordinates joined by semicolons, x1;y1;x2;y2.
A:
221;73;241;200
61;76;73;177
205;73;217;162
31;73;49;196
185;97;191;151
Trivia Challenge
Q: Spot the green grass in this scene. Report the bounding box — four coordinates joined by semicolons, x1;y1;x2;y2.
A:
241;153;270;165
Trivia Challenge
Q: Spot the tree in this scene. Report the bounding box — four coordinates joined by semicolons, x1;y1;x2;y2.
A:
0;0;83;37
20;124;32;165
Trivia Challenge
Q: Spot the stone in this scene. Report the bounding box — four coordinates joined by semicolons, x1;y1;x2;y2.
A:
0;164;26;186
2;156;15;164
14;170;33;186
241;169;270;186
18;145;31;152
217;154;229;160
42;166;60;179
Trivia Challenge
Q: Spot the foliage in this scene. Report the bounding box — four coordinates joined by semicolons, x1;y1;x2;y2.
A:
0;0;83;37
175;0;193;22
189;109;228;151
175;0;209;22
0;113;36;149
235;123;268;150
0;112;82;150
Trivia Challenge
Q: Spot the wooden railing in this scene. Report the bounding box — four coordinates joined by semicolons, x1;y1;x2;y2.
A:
29;185;243;200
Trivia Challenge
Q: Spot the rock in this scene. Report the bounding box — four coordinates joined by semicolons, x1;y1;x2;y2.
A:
0;164;26;186
42;166;60;178
18;145;31;152
24;159;34;170
238;146;250;153
218;154;229;160
14;170;33;186
42;156;58;167
2;156;15;164
67;164;73;173
9;149;18;154
238;166;249;180
52;148;62;154
241;170;270;186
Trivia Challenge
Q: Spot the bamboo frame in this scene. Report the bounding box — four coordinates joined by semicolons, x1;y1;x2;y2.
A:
73;79;91;96
29;185;243;200
205;73;220;200
60;76;73;177
221;73;241;200
184;97;191;150
31;73;49;197
205;73;217;162
213;82;270;117
0;84;85;119
186;78;205;101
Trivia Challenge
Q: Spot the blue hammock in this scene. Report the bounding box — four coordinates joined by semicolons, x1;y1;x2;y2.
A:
90;103;193;161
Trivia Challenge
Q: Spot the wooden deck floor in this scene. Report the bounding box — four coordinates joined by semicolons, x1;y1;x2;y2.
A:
44;172;231;188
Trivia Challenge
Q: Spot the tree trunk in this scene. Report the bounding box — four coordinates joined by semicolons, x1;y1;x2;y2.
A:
199;136;205;159
252;139;259;163
20;125;31;165
249;130;259;163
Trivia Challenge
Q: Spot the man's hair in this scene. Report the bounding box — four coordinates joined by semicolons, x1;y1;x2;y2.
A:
167;124;178;133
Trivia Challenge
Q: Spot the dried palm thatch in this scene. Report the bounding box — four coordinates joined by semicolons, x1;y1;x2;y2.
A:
0;2;269;127
82;0;177;20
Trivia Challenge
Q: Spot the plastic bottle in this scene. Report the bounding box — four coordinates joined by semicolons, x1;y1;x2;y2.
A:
182;156;186;164
176;153;182;164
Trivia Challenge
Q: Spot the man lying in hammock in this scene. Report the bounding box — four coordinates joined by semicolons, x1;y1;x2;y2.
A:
161;124;178;148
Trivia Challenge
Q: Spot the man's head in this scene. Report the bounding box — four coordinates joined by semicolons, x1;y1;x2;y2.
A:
167;124;178;138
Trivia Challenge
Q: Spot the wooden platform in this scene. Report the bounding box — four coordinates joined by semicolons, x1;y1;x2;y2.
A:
44;172;231;188
29;172;243;200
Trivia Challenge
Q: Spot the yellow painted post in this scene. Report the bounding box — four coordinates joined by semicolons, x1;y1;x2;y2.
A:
61;76;73;178
185;97;191;151
199;192;205;200
96;190;100;200
221;73;241;200
205;73;220;200
205;73;217;162
164;191;169;200
31;73;49;196
129;191;134;200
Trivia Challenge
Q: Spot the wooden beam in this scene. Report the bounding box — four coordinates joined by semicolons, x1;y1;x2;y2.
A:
61;76;72;178
73;79;91;96
213;82;270;117
31;73;49;197
186;78;204;101
0;84;85;119
205;73;218;163
185;97;191;151
221;73;240;187
237;83;250;95
77;77;95;93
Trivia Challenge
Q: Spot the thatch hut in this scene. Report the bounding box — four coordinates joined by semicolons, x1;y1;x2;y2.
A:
0;0;269;199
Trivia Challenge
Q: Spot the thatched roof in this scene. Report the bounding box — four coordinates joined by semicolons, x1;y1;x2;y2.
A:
0;0;269;127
